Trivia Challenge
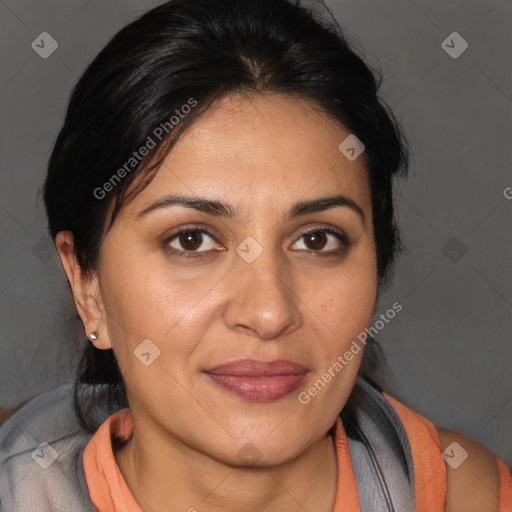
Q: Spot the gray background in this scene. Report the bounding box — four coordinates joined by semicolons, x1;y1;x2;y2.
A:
0;0;510;468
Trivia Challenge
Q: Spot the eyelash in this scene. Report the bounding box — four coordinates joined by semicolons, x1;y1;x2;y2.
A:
163;225;351;259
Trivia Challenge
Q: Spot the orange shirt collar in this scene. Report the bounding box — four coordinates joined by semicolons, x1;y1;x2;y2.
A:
83;409;359;512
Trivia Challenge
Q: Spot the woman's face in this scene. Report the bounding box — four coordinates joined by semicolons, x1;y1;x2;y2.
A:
89;93;377;465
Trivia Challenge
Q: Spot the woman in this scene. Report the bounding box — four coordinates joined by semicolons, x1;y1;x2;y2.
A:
1;0;510;511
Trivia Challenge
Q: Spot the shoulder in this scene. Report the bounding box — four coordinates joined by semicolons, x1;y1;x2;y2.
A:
379;388;508;511
437;427;500;512
0;383;97;511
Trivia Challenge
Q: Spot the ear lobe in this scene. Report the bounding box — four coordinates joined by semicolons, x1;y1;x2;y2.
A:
55;231;112;350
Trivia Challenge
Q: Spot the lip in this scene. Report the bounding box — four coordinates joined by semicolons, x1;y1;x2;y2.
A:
203;359;309;402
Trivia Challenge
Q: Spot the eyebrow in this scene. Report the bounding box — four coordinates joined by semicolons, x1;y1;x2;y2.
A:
137;193;365;222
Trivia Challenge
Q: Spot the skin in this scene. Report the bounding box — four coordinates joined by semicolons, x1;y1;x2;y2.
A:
55;92;501;512
438;429;500;512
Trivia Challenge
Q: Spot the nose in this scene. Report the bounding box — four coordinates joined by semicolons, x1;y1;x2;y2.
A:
222;244;302;340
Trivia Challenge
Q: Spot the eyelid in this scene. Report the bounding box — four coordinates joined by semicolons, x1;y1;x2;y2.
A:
296;224;349;242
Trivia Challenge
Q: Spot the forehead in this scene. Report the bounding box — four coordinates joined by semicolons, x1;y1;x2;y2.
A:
125;92;371;219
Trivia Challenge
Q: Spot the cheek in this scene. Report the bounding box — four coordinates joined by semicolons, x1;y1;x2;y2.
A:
99;250;214;370
314;286;376;376
314;253;377;348
298;265;377;423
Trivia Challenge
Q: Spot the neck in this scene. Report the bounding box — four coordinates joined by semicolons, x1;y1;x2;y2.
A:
115;412;339;512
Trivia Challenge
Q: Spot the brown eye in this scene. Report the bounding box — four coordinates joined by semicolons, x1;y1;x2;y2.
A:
178;231;203;251
304;231;328;251
165;228;219;257
291;227;350;254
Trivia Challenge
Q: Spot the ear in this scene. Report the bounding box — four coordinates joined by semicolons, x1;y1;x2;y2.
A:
55;231;112;350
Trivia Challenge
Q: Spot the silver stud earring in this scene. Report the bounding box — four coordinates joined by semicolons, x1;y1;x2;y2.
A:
90;332;100;341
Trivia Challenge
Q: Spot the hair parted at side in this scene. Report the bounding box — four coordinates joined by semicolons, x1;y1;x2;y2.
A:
43;0;408;433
